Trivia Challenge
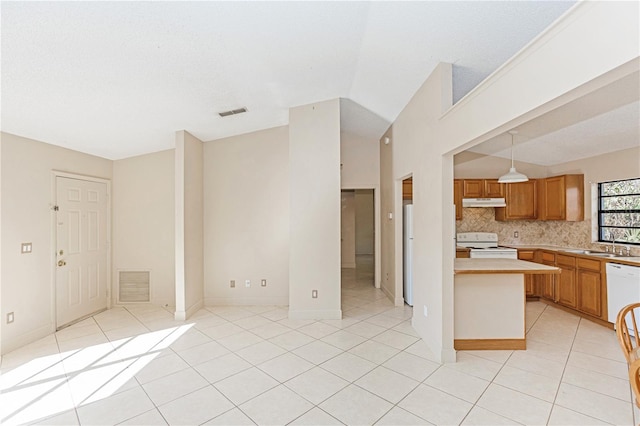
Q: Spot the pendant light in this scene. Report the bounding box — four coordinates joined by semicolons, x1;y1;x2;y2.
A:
498;130;529;183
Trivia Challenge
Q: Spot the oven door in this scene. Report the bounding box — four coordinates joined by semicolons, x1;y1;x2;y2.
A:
470;249;518;259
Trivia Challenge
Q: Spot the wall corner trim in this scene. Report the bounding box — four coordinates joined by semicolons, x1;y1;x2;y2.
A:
174;299;203;321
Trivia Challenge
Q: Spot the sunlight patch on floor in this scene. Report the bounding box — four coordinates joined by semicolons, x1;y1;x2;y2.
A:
0;324;194;425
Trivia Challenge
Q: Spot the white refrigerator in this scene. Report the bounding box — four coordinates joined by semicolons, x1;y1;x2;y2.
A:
403;204;413;306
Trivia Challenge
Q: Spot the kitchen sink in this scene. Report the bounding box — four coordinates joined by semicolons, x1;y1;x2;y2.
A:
561;249;620;257
561;249;603;254
585;252;621;258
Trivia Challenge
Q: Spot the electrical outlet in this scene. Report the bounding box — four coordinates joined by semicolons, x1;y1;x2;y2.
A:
7;312;14;324
312;290;318;298
514;231;519;238
261;279;267;287
423;306;428;317
230;280;235;288
245;280;251;288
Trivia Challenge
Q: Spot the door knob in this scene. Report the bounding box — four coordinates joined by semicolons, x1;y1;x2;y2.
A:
58;260;66;267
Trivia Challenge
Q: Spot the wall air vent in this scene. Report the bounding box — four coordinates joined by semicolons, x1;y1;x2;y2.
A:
118;270;150;303
218;107;247;117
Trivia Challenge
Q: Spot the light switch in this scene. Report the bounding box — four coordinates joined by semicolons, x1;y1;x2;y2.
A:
21;243;32;254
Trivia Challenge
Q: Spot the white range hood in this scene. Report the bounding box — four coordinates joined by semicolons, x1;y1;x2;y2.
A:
462;198;506;208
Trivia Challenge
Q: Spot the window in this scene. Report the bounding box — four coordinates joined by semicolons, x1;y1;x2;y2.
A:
598;178;640;245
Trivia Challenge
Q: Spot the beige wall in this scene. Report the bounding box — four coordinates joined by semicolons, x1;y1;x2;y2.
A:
175;131;204;320
341;132;381;284
113;150;176;307
355;189;374;255
289;99;341;319
381;63;454;361
383;1;639;363
379;131;396;301
340;132;382;287
1;134;3;358
454;151;547;179
340;132;380;188
0;132;113;354
203;126;290;305
340;191;356;268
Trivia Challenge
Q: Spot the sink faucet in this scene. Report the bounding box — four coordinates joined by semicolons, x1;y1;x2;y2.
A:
612;238;617;255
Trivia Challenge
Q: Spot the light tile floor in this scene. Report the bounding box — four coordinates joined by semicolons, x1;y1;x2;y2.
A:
0;262;635;425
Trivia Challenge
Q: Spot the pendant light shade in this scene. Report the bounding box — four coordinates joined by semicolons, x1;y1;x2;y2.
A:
498;131;528;183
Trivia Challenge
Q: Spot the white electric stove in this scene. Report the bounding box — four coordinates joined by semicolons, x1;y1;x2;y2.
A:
456;232;518;259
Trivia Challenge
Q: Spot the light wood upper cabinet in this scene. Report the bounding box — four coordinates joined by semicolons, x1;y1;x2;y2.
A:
495;180;537;221
462;179;483;198
462;179;504;198
402;177;412;201
484;179;505;198
538;174;584;221
454;179;463;220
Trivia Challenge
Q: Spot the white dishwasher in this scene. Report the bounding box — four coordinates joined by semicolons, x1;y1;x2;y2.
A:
607;263;640;325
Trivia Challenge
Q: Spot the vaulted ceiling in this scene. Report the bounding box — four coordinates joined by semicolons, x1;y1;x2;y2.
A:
2;1;576;160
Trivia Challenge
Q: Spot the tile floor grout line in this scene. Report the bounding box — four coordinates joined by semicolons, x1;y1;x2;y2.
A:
4;280;634;426
545;313;581;425
455;305;549;426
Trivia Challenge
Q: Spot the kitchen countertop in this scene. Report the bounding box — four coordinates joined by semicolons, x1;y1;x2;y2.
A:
454;258;560;275
505;244;640;267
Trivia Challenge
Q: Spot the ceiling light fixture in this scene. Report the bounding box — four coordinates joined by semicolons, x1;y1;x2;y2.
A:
498;130;529;183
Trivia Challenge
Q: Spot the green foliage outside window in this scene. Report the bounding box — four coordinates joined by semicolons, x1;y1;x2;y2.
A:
599;178;640;244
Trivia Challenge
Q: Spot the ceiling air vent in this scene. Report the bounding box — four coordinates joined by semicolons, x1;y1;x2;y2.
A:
218;107;247;117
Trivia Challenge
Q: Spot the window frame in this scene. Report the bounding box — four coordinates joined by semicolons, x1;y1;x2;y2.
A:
597;177;640;246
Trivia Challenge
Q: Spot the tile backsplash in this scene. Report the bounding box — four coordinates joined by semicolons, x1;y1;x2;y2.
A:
456;208;640;256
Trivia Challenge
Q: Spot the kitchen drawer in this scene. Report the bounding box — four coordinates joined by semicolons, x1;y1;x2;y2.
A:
557;254;576;267
518;250;535;261
541;251;556;263
578;258;602;272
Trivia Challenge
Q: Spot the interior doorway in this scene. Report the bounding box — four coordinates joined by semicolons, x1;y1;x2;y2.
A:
55;174;110;328
341;189;375;288
402;177;413;306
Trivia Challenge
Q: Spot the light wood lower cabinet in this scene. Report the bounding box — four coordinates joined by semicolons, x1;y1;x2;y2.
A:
528;250;607;322
517;250;536;297
538;251;556;301
456;248;470;259
576;258;604;319
556;254;577;309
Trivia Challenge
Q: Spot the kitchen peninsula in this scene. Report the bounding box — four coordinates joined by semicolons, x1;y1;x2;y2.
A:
454;258;559;350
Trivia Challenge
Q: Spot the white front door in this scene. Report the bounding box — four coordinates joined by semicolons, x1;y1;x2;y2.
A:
56;176;108;328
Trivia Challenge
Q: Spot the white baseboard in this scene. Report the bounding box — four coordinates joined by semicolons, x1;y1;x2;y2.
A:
288;309;342;320
175;299;204;321
204;296;289;306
